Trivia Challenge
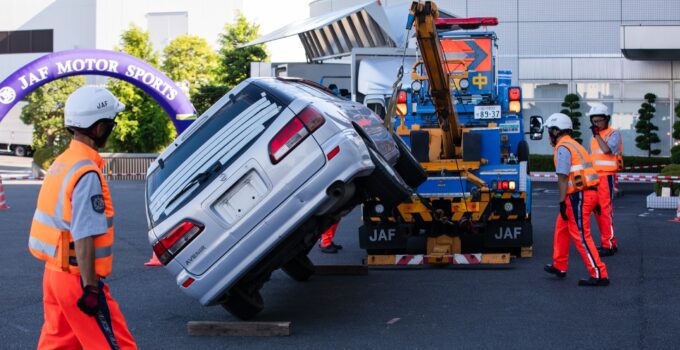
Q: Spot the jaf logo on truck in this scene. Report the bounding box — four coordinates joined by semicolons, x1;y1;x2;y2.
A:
369;228;397;242
495;226;522;240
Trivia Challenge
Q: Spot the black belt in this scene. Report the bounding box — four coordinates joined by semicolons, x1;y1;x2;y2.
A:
68;242;78;266
584;187;598;191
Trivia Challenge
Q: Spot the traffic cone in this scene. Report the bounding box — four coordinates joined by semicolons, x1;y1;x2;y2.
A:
144;252;162;266
674;197;680;223
0;178;9;210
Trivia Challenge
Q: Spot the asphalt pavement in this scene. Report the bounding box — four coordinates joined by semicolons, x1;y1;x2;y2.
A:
0;180;678;349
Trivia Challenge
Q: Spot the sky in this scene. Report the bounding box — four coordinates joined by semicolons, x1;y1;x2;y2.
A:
242;0;311;62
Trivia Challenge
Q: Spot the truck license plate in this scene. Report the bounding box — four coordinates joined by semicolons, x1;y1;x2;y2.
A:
474;105;501;119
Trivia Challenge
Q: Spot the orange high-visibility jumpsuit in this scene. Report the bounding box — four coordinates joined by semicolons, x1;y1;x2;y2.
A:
590;127;622;250
552;136;608;279
39;269;137;349
320;223;339;248
30;140;137;349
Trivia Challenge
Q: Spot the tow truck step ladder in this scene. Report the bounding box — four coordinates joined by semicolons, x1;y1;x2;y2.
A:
520;246;533;258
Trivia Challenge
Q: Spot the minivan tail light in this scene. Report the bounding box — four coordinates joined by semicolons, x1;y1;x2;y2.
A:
152;220;204;265
298;106;325;132
269;106;325;164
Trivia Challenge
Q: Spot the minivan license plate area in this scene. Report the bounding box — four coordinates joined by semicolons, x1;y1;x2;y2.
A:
212;170;267;225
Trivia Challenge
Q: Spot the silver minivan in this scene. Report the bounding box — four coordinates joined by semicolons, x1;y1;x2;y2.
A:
145;77;425;319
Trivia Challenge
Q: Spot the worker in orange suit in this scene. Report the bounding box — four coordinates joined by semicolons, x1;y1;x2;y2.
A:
542;113;610;286
319;222;343;253
29;86;137;349
588;103;622;256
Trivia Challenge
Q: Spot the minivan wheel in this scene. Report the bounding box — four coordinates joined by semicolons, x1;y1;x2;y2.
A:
391;133;427;188
221;287;264;320
281;254;315;282
365;147;412;209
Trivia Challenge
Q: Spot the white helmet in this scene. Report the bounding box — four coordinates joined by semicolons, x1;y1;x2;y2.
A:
65;86;125;129
544;113;572;131
587;103;609;117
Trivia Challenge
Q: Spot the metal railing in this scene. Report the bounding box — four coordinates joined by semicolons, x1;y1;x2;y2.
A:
101;153;157;181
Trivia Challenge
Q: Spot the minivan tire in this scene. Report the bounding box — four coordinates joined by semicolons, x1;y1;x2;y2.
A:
365;147;412;209
352;122;412;208
221;287;264;320
281;254;315;282
391;133;427;188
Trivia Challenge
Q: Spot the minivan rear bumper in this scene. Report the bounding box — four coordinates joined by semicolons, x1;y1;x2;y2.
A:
177;132;373;305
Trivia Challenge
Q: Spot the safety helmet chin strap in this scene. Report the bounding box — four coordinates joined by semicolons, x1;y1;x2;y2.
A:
590;114;610;127
549;127;571;147
67;119;115;148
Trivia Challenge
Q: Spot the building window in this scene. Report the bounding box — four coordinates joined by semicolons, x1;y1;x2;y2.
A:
520;79;674;156
147;12;188;52
520;82;568;100
575;82;621;100
0;29;53;54
522;100;565;155
585;82;673;157
520;81;571;155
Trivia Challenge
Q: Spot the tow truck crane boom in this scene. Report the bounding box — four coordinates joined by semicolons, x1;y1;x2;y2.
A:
406;1;460;158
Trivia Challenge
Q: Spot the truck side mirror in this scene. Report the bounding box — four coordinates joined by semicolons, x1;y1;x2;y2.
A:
529;115;543;140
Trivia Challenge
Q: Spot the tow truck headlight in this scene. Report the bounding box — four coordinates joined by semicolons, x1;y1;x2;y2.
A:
459;78;470;89
375;203;385;214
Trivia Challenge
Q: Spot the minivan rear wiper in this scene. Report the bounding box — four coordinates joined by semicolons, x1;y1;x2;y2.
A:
164;161;222;210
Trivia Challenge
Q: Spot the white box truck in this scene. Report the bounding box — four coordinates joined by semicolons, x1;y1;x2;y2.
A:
0;102;33;157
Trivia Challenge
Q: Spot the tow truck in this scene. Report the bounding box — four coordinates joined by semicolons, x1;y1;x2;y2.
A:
359;1;544;266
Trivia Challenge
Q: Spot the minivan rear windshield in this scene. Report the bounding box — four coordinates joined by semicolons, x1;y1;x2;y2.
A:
146;83;287;226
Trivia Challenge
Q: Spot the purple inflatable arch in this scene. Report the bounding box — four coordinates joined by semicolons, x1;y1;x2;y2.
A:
0;49;196;133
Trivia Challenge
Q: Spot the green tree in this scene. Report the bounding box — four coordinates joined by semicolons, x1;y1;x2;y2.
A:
560;93;583;144
635;93;661;157
218;13;268;88
191;85;228;117
107;24;176;153
192;13;268;115
671;100;680;163
162;35;218;96
20;76;84;168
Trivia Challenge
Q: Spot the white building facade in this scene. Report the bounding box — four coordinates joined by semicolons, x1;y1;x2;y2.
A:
0;0;245;81
3;0;679;156
311;0;680;156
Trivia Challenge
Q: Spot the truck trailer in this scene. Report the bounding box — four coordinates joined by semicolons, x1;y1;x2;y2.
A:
0;102;33;157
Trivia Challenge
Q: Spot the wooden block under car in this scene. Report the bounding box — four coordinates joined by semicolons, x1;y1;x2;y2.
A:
187;321;291;337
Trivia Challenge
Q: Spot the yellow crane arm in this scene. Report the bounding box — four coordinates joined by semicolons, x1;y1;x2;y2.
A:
408;1;460;158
